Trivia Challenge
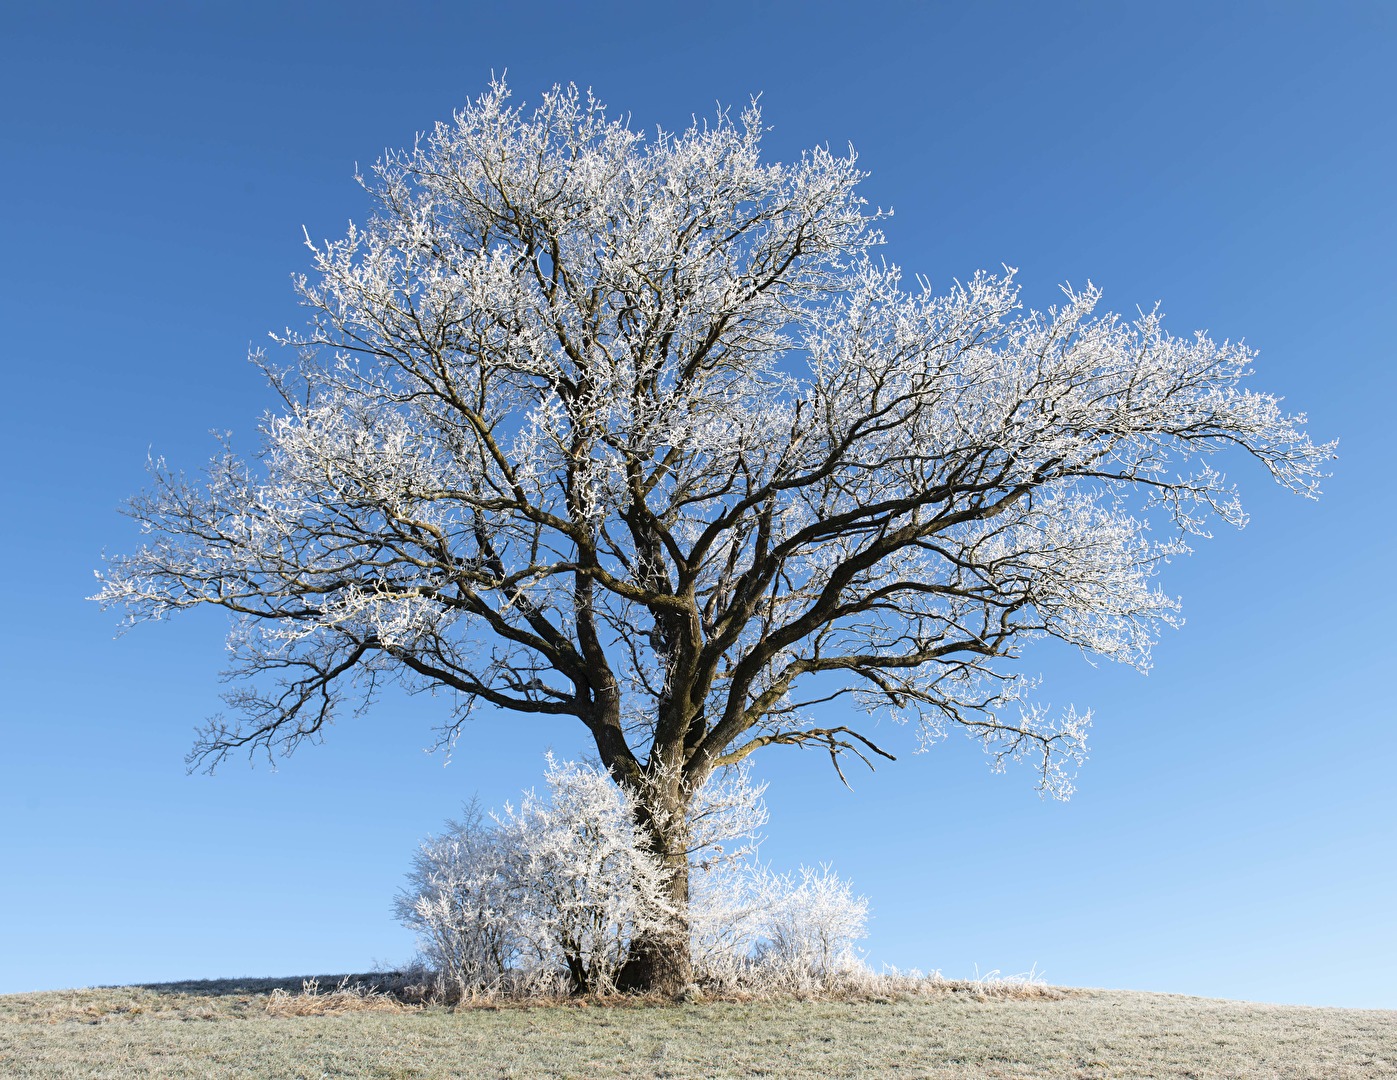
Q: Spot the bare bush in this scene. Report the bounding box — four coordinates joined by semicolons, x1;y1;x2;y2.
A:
393;802;529;999
264;978;405;1017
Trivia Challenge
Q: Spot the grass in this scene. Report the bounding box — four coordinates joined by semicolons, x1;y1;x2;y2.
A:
2;974;1394;1078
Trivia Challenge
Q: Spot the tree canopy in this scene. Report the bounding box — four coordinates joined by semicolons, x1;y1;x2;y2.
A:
97;79;1330;809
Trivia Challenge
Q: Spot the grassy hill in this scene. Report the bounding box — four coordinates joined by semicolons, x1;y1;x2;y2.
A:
2;975;1393;1078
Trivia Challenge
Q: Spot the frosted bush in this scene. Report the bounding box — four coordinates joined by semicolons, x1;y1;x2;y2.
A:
687;855;765;983
688;859;870;990
397;756;872;997
496;755;673;992
392;802;526;999
685;762;769;868
397;755;671;995
752;863;869;980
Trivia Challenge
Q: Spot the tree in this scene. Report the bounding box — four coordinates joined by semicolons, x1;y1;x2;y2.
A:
95;80;1332;993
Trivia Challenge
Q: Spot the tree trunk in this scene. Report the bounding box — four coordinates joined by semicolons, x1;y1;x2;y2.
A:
615;860;691;994
615;786;693;995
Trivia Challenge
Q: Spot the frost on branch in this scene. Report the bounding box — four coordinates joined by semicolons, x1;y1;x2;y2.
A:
94;78;1333;811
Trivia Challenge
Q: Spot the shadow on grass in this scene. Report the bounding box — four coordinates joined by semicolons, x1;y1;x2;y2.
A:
126;973;406;999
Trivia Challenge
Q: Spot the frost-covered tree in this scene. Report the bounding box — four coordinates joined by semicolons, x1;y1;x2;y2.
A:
95;80;1333;993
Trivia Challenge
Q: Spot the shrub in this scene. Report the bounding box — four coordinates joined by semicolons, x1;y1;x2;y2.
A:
751;863;869;980
396;756;870;999
497;756;673;993
393;801;527;998
396;755;671;997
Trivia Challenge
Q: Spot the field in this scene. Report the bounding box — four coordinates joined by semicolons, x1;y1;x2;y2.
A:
2;975;1394;1079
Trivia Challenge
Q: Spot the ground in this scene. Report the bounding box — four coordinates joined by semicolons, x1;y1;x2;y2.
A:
2;975;1393;1078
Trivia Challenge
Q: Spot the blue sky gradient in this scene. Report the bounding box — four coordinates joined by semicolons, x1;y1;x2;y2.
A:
1;2;1393;1006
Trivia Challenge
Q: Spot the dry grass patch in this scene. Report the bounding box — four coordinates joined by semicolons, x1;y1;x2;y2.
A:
264;978;409;1018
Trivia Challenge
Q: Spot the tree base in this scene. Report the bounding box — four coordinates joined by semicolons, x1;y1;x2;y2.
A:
615;939;693;996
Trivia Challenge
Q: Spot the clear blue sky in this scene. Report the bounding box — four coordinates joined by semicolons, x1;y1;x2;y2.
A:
1;2;1392;1007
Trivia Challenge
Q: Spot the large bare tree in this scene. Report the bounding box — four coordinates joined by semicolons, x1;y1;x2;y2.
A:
96;81;1332;992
